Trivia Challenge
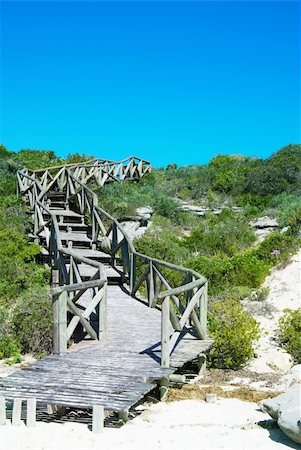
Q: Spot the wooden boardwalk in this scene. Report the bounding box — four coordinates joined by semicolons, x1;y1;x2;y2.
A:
0;157;212;431
0;286;211;413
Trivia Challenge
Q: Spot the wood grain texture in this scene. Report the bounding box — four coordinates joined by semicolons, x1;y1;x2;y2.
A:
0;285;212;414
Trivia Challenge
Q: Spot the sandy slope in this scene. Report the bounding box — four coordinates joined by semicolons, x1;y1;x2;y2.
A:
246;249;301;375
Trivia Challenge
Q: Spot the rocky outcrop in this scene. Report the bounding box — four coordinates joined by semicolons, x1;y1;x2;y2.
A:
178;202;243;216
262;387;301;444
250;216;279;229
136;206;153;220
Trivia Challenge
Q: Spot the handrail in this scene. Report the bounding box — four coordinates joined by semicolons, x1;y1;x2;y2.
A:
64;167;208;368
66;171;206;285
17;156;208;367
28;155;151;174
20;177;108;354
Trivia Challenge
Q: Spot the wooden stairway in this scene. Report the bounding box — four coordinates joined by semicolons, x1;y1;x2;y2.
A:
0;158;212;432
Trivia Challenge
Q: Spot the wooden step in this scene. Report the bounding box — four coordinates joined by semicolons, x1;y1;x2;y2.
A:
39;230;92;244
47;191;67;199
44;209;84;219
65;264;124;281
58;222;89;232
66;248;112;262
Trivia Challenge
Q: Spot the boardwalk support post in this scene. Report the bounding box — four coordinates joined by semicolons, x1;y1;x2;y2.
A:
118;409;129;422
26;398;37;427
12;398;22;426
198;353;207;376
160;377;169;401
0;397;6;425
92;405;104;433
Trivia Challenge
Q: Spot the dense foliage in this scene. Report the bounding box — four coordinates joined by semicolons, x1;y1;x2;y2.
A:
276;308;301;364
207;299;261;369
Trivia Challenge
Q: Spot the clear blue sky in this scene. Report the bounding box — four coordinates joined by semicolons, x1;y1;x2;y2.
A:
1;1;300;167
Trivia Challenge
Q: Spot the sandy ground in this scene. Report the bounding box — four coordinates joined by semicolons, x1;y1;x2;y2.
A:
1;398;300;450
0;250;300;450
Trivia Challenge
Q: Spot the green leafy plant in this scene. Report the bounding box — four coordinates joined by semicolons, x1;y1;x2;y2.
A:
0;336;21;359
208;299;261;369
12;287;53;355
276;308;301;363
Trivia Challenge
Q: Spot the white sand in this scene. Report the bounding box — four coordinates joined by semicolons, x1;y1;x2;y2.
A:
1;399;300;450
0;250;300;450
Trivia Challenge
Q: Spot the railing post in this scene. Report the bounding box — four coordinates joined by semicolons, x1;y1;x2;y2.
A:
121;240;130;275
129;252;136;294
98;280;107;338
51;269;60;354
161;296;170;368
58;291;67;355
81;187;85;214
148;261;155;307
111;223;117;268
199;282;208;339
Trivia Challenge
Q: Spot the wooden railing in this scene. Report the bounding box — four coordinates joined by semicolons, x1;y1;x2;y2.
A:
19;156;151;201
17;156;208;367
64;171;208;368
17;171;107;355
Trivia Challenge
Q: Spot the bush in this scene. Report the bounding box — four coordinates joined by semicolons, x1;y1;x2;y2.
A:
0;336;21;359
276;308;301;363
208;299;261;369
182;210;255;257
271;193;301;228
186;250;269;295
12;287;53;355
134;231;189;287
254;231;301;266
230;251;269;288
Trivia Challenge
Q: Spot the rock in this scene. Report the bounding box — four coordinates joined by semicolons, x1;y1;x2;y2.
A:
280;226;290;234
276;365;301;391
251;216;279;229
136;206;153;220
179;204;209;216
178;203;243;216
262;387;301;444
120;220;151;240
254;228;275;243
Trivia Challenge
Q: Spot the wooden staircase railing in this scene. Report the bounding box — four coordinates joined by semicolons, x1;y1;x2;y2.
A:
17;156;208;368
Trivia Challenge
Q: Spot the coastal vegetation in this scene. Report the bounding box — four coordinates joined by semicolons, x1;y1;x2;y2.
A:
0;143;300;368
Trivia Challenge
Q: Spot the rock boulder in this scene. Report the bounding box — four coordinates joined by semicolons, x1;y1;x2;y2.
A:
262;387;301;444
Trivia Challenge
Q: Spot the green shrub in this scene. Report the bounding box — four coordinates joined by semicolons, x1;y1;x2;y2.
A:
254;231;300;266
12;287;53;355
134;231;189;287
186;254;233;294
0;336;21;359
271;193;301;228
4;354;22;365
186;250;269;295
230;251;269;288
276;308;301;363
182;210;255;257
208;299;261;369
